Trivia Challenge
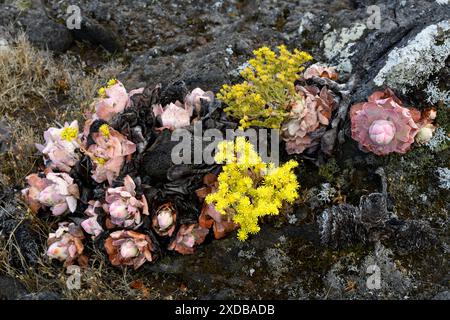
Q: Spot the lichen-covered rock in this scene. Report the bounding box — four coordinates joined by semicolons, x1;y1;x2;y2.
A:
374;20;450;93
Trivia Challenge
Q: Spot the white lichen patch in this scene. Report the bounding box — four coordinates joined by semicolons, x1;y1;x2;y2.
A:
374;20;450;93
436;167;450;190
322;23;367;73
425;81;450;106
426;127;450;152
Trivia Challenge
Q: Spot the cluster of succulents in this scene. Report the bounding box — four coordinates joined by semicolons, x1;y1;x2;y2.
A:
21;79;226;270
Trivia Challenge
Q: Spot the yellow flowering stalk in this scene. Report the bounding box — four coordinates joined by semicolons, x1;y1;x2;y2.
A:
206;137;300;241
97;78;119;98
218;45;312;129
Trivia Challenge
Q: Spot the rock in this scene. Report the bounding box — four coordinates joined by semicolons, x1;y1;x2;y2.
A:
0;275;28;300
0;189;41;267
325;243;416;299
0;2;73;53
374;20;450;93
71;16;123;53
322;23;367;73
433;291;450;300
19;292;60;300
24;14;73;52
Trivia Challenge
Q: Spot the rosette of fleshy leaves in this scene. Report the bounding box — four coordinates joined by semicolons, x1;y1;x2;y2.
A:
46;222;87;267
94;79;129;122
196;173;238;239
349;89;432;155
303;63;339;81
103;175;149;229
22;171;79;216
152;87;213;130
104;230;158;269
85;122;136;184
35;120;80;172
168;224;209;255
152;203;177;237
281;84;336;154
81;200;104;238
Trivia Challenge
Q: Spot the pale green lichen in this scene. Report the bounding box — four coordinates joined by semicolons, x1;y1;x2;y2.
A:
374;20;450;93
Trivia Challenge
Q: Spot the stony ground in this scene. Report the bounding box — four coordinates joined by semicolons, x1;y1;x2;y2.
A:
0;0;449;300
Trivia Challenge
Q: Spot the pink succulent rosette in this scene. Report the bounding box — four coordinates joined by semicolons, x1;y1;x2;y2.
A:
184;87;214;115
350;89;420;156
152;203;177;237
81;200;104;238
35;120;80;172
153;102;191;130
47;222;87;267
168;224;209;255
125;87;145;108
199;203;238;240
87;124;136;185
103;175;149;228
94;80;129;121
282;85;336;154
104;230;157;269
303;63;339;81
152;87;212;130
22;171;79;216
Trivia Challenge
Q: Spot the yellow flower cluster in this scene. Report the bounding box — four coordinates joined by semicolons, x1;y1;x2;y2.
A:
206;137;300;241
97;78;118;98
218;45;312;129
60;127;78;141
99;124;110;138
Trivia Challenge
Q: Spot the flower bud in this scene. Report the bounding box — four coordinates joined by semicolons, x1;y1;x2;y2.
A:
120;241;139;259
369;120;396;145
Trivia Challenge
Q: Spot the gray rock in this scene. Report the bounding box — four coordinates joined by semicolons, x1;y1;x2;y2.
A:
23;13;73;52
0;275;28;300
19;292;60;300
70;16;123;53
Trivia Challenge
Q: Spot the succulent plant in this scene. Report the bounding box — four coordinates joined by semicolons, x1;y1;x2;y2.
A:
35;120;80;172
104;230;157;269
81;200;104;238
47;222;87;266
168;224;209;255
22;171;79;216
303;63;339;81
94;80;129;122
153;102;191;130
86;123;136;184
103;175;149;229
184;87;214;116
152;203;177;237
350;89;420;155
281;85;336;154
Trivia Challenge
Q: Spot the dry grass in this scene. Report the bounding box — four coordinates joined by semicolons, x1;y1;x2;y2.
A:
0;32;123;185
